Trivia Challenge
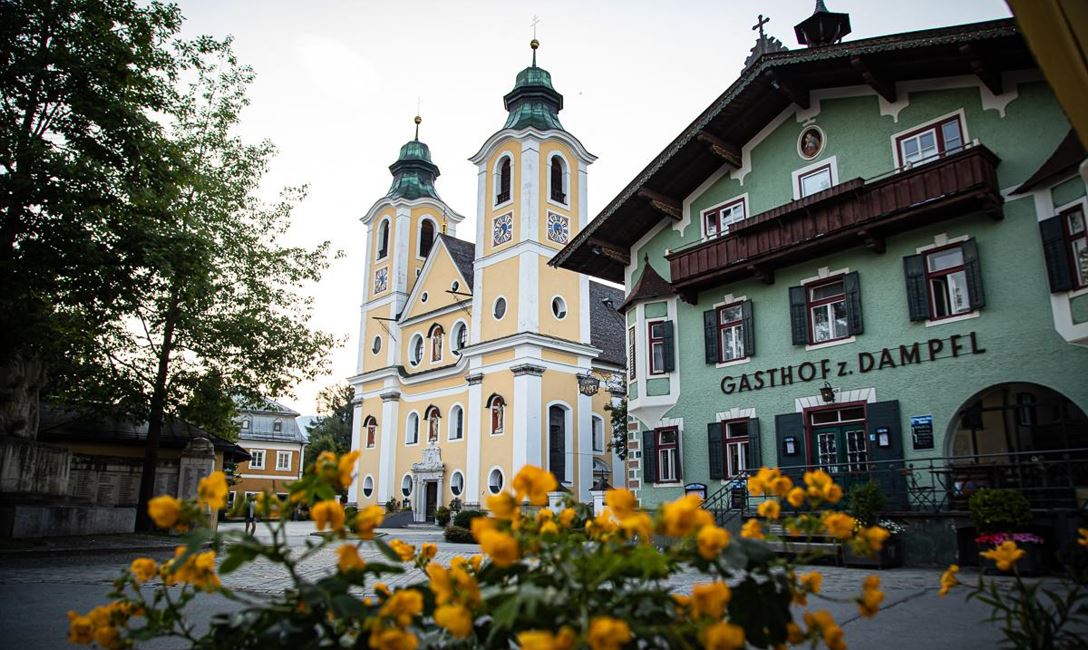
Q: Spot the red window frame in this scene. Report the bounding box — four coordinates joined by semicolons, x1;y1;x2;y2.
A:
647;320;667;375
805;276;848;345
1061;205;1088;290
716;302;746;363
627;327;637;380
894;115;965;168
489;395;505;435
923;243;970;321
721;418;750;478
655;426;680;483
797;163;833;198
430;325;444;362
364;417;377;449
702;197;746;239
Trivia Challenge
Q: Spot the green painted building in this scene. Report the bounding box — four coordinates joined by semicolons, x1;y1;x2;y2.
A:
554;8;1088;535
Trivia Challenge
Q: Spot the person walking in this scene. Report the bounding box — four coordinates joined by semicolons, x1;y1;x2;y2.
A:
245;496;257;536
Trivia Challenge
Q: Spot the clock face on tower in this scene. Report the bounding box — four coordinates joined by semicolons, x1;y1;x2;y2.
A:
546;212;570;245
492;213;513;246
374;267;388;294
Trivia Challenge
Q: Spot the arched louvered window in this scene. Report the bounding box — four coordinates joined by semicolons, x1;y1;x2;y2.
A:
419;219;435;258
496;157;511;204
376;219;390;259
550;156;566;203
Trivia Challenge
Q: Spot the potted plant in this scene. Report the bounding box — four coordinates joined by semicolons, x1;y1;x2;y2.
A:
843;481;903;569
968;488;1045;575
434;506;451;528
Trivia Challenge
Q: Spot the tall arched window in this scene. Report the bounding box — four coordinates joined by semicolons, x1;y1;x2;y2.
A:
429;324;444;362
488;395;505;435
548;405;567;482
364;416;378;449
496;157;511;204
550;156;567;203
376;219;390;259
449;405;464;441
419;219;435;258
424;406;441;443
406;413;420;445
452;322;467;354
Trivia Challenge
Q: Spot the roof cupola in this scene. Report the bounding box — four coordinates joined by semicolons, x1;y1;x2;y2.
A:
794;0;852;47
502;39;564;131
386;115;442;200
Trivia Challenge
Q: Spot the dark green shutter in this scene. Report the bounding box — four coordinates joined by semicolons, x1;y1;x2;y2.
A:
1039;216;1075;293
903;254;929;321
707;423;723;480
747;418;762;469
662;320;676;372
962;238;985;310
866;400;907;509
703;310;718;364
775;412;806;473
789;286;808;345
844;271;864;335
741;300;755;357
642;431;656;483
675;432;684;481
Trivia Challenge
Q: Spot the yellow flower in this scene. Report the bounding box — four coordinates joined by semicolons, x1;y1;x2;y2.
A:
427;563;454;605
939;564;960;597
197;471;228;511
539;519;558;536
588;616;631;650
800;571;823;594
757;499;781;520
67;612;94;644
558;507;577;528
147;495;181;529
470;516;496;541
746;467;780;496
804;470;843;504
606;488;638;519
166;548;220;591
660;494;705;537
487;492;519;520
1079;528;1088;548
981;540;1025;572
703;621;745;650
389;539;415;562
787;487;806;508
93;625;121;650
434;603;473;638
338;450;361;489
786;622;805;645
129;558;158;583
859;575;884;618
691;581;731;619
420;542;437;560
512;465;557;506
804;610;845;650
368;627;419;650
770;475;794;498
469;554;483;572
821;512;856;540
536;508;554;523
696;525;731;560
356;505;385;539
338;544;365;573
312;499;346;532
858;525;890;552
478;530;519;567
740;518;763;540
619;512;654;542
378;589;424;627
518;627;576;650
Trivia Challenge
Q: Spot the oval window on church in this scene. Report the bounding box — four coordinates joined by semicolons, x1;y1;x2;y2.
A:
362;475;374;499
488;467;504;494
401;474;413;498
493;296;507;320
551;296;567;320
450;470;464;497
372;336;381;354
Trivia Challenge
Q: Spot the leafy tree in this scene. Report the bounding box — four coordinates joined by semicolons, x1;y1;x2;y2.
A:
605;396;629;460
303;384;354;471
0;0;183;438
52;36;336;530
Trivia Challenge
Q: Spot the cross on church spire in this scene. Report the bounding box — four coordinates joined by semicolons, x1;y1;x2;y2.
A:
530;15;541;66
753;14;770;41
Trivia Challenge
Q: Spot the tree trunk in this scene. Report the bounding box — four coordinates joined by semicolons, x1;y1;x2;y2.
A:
134;292;181;531
0;349;45;440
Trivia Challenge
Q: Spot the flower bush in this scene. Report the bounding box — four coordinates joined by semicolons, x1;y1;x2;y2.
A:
67;453;893;649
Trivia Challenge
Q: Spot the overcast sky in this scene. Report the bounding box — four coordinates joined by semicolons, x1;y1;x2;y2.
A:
174;0;1012;416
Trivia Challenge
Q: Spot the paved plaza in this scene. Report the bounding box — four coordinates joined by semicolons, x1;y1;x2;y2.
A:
0;522;1020;648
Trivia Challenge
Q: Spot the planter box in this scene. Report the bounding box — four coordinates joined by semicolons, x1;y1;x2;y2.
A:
843;537;903;569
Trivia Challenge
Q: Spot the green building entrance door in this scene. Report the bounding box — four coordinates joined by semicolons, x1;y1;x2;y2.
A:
811;406;870;493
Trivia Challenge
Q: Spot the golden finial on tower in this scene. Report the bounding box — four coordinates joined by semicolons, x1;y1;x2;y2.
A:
530;15;540;66
413;114;421;140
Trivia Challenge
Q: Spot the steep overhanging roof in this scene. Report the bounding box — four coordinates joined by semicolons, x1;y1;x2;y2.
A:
551;18;1031;283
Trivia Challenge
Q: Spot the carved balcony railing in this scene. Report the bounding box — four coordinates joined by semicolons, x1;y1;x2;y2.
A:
667;144;1003;299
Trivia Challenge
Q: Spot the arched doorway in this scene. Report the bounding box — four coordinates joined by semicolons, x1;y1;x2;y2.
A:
947;382;1088;461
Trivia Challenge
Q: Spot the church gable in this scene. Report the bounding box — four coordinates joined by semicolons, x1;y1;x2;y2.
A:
400;236;473;322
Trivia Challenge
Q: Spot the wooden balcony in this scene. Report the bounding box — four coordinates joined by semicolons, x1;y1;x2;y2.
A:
666;145;1003;301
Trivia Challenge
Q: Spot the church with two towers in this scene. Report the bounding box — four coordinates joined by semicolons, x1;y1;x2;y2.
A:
347;41;625;518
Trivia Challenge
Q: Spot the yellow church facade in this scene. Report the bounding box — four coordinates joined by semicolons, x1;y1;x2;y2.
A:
347;44;626;519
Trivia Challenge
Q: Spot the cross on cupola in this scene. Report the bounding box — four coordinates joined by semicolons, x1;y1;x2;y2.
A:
743;13;788;71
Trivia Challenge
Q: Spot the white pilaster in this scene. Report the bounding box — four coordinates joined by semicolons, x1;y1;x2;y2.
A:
391;206;412;314
519;138;540;244
377;392;401;503
465;374;483;503
518;250;539;333
511;365;545;471
577;390;593;503
348;396;364;505
577;160;589;229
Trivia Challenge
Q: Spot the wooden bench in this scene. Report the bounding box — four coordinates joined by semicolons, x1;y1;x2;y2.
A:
761;521;843;565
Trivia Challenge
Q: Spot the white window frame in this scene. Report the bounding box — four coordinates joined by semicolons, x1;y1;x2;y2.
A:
416;216;437;260
448;404;464;441
493;153;514;208
492;296;508;321
487;466;505;495
627;326;637;380
275;450;291;472
723;419;750;478
701;195;748;240
375;217;391;261
451;320;468;355
655;427;680;483
546;152;571;208
450;470;465;497
791;155;839;200
405;411;420;446
592;415;605;453
408;333;424;366
890;109;970;169
249;449;265;470
551;295;567;320
401;473;413;498
362;475;374;499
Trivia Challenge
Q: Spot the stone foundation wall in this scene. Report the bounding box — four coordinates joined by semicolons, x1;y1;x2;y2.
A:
0;504;136;538
0;436;70;496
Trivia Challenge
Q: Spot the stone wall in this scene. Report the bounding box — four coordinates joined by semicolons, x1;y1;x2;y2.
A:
0;436;70;496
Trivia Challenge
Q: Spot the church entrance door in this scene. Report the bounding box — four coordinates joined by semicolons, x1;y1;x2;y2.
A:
424;481;438;523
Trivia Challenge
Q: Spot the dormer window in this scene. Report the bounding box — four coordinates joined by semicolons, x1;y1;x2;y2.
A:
496;157;512;205
272;420;283;433
376;219;390;260
419;219;435;258
550;155;567;204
